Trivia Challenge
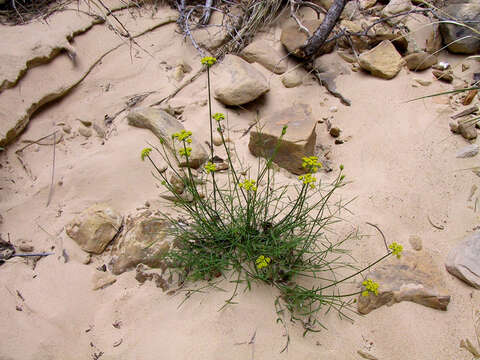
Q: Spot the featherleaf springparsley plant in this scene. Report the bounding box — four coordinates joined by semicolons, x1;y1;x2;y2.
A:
139;56;402;346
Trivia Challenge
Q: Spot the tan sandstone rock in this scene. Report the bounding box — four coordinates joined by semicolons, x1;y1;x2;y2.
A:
249;103;316;174
359;40;404;79
66;204;123;254
240;40;287;74
212;55;269;106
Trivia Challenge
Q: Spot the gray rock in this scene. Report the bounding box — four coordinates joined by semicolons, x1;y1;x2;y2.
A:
66;204;123;254
359;41;404;80
456;144;479;158
404;51;437;71
439;3;480;55
212;55;269;106
240;40;287;74
446;232;480;288
127;107;208;169
248;103;317;174
110;214;173;275
357;251;450;314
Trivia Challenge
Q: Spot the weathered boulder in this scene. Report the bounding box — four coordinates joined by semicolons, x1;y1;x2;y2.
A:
458;118;477;140
191;11;229;51
280;19;335;58
404;51;437;71
446;232;480;288
456;144;479;158
127;107;208;168
358;251;450;314
240;40;287;74
248;103;316;174
439;3;480;55
369;23;409;54
66;204;123;254
212;55;269;106
359;40;404;79
110;214;173;275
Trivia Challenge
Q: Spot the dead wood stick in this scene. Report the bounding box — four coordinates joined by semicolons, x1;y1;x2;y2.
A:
451;106;479;120
15;154;36;181
366;222;389;252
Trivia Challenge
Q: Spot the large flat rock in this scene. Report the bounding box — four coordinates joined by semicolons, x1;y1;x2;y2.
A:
446;232;480;289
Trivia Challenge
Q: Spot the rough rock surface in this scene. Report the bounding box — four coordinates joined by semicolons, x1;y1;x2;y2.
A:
281;69;304;88
212;55;269;106
249;103;316;174
358;251;450;314
66;204;123;254
110;214;173;275
359;40;404;80
439;3;480;54
404;51;437;71
280;19;335;58
456;144;479;158
381;0;412;23
446;232;480;288
240;40;287;74
127;107;208;168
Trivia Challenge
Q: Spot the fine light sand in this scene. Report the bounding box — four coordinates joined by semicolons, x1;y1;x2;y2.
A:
1;3;479;359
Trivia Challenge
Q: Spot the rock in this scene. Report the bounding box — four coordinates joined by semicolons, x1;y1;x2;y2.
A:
338;20;370;52
446;232;480;289
65;204;123;254
449;121;459;134
458;119;477;140
281;69;304;88
135;263;169;290
92;272;117;291
414;78;432;86
426;23;443;54
78;127;92;138
432;70;453;83
404;51;437;71
248;103;316;174
92;122;106;138
111;214;173;275
240;40;287;74
313;0;333;10
408;235;422;251
381;0;412;22
369;23;409;54
280;19;335;58
329;127;341;138
191;11;229;51
78;119;92;127
18;239;34;253
340;1;360;20
357;350;378;360
62;125;72;134
439;3;480;55
357;251;450;314
358;40;404;80
360;0;376;9
212;55;269;106
127;107;208;168
169;174;185;194
160;191;195;202
456;144;479;158
337;50;356;63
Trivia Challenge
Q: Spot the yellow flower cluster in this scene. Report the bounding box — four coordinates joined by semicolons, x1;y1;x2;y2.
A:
179;147;192;157
362;279;379;297
204;162;216;174
389;242;403;259
201;56;217;67
299;173;317;189
256;255;271;270
212;112;225;122
172;130;192;143
239;179;257;192
302;156;322;173
141;147;152;161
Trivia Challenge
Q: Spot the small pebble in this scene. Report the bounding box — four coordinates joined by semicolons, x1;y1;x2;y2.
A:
409;235;423;251
329;127;341;138
79;127;92;138
62;125;72;134
329;106;338;113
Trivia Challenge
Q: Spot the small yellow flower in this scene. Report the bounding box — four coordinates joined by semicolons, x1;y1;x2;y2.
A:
302;156;322;173
239;179;257;192
256;255;271;270
141;147;152;161
179;147;192;157
362;279;379;297
281;125;288;136
389;242;403;259
172;130;192;142
204;162;216;174
201;56;217;67
299;173;317;189
212;112;225;122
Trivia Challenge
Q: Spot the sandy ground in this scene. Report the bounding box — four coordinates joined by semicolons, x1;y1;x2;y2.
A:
1;2;480;359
